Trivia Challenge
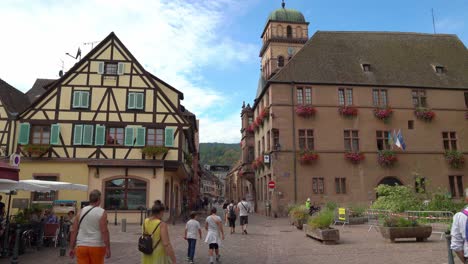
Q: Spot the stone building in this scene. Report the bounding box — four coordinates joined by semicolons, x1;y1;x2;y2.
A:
236;3;468;216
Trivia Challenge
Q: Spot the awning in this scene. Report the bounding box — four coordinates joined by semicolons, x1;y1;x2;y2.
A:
0;180;88;192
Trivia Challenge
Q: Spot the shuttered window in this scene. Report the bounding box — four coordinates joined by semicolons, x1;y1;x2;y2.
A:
97;62;105;74
72;91;90;108
164;128;175;147
73;125;83;145
127;92;144;110
125;127;135;146
135;127;146;147
95;125;106;146
18;123;30;144
117;62;125;75
124;126;146;147
50;124;61;145
82;125;94;145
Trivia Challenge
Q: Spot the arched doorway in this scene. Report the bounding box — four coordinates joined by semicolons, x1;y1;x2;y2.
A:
377;177;403;186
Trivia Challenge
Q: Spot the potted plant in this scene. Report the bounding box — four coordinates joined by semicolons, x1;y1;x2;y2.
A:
444;150;465;169
338;106;358;118
373;107;393;123
304;209;339;244
299;150;319;164
377;150;398;167
344;152;365;164
296;105;316;118
289;205;309;230
379;216;432;243
141;146;169;157
23;144;50;156
414;108;435;122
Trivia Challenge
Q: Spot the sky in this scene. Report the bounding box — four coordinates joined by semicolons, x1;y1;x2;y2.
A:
0;0;466;143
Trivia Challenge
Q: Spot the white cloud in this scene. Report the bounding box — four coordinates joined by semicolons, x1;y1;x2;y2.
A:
199;113;241;144
0;0;257;142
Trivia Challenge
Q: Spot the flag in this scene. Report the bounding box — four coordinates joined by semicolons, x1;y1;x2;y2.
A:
394;130;401;149
387;130;394;149
396;129;406;150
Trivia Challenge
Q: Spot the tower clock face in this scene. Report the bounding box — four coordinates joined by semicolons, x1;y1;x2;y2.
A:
288;47;294;55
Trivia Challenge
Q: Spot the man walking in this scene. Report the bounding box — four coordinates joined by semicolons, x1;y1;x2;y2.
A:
237;197;251;235
69;190;111;263
451;188;468;263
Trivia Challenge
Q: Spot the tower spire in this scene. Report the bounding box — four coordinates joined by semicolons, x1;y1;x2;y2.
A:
282;0;285;8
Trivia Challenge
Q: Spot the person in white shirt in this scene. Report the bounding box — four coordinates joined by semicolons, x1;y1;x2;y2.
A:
205;208;224;264
237;198;251;235
451;188;468;263
184;212;202;264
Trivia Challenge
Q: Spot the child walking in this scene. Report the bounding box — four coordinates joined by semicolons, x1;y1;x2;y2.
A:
184;212;202;264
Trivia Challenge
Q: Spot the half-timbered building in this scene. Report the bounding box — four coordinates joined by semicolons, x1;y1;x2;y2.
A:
4;32;198;222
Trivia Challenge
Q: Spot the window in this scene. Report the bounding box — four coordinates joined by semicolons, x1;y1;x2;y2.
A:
435;65;444;74
262;136;265;154
104;178;147;210
298;129;314;150
372;89;388;107
248;147;254;163
415;177;426;193
296;87;311;105
32;176;57;201
278;56;284;67
464;92;468;108
106;127;124;145
338;88;353;106
442;132;457;150
248;117;253;124
147;128;164;146
412;90;427;108
73;124;94;145
376;131;391;150
273;129;280;150
362;63;371;72
31;126;50;145
287;26;292;38
335;178;346;194
312;177;324;194
344;130;359;152
128;92;144;110
408;120;414;130
104;63;118;75
72;91;90;109
267;131;271;152
449;176;464;198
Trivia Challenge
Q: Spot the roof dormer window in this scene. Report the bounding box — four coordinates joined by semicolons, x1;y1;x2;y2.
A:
361;63;371;72
434;65;445;74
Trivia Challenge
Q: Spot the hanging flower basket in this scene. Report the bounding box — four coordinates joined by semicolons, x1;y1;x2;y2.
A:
252;120;259;130
345;152;365;164
141;146;169;157
23;144;50;156
373;107;393;123
299;150;319;164
260;107;270;120
338;106;358;118
445;150;465;169
414;108;435;122
255;116;263;126
251;161;258;170
377;150;398;167
296;105;316;118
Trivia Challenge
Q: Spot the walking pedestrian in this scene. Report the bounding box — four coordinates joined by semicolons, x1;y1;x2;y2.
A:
69;190;111;264
184;212;202;264
450;188;468;263
141;203;177;264
237;197;251;235
205;208;224;264
227;200;237;234
222;201;229;226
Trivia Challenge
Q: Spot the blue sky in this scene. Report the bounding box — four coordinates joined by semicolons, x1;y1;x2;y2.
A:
0;0;466;143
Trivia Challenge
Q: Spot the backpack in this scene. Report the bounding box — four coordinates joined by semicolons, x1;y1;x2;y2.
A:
228;205;236;219
138;220;161;255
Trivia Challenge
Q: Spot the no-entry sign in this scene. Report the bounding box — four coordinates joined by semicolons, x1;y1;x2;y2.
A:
268;181;275;189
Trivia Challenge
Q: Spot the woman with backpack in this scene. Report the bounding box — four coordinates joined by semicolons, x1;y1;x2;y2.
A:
141;203;177;264
227;200;237;234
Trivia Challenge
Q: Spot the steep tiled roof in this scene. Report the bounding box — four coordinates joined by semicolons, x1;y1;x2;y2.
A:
0;78;30;116
26;78;56;103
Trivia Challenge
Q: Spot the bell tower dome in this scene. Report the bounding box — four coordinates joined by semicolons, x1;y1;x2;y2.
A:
260;1;309;79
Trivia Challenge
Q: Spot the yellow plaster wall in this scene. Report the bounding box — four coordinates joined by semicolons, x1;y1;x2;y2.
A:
59;87;72;110
156;99;169;113
113;89;127;110
68;74;88;86
118;76;130;87
136;114;152;123
59;112;79;120
158;84;178;106
132;76;147;88
113;48;126;61
96;46;112;60
89;75;101;86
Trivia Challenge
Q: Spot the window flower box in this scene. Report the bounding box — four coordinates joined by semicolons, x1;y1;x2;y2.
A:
141;146;169;157
255;116;263;127
246;125;254;133
296;105;316;118
345;152;365;164
338;106;358;118
414;108;435;122
255;156;264;170
251;161;258;170
465;111;468;120
252;120;260;130
23;144;50;156
444;150;465;169
299;150;319;164
378;150;398;167
373;107;393;123
260;107;270;120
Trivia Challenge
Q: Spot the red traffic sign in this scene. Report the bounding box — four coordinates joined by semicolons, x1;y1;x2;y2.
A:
268;181;276;189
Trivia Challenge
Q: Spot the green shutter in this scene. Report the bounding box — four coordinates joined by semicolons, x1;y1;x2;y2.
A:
164;127;174;147
81;91;89;108
135;93;144;109
18;123;30;145
82;125;93;145
97;62;104;74
128;93;135;109
73;125;83;145
50;124;61;145
95;125;106;146
117;62;125;75
135;127;146;147
124;127;134;146
72;91;81;108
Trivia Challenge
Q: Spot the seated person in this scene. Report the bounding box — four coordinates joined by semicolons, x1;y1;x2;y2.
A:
44;209;59;224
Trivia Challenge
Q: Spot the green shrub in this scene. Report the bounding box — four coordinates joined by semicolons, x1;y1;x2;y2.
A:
383;216;418;228
372;185;423;212
308;209;334;229
324;201;338;211
141;146;169;156
289;205;309;223
426;191;465;213
349;205;367;217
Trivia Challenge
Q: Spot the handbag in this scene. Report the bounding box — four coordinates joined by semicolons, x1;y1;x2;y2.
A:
138;219;161;254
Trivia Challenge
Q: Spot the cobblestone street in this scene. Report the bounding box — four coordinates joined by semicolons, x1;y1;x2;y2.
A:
3;212;451;264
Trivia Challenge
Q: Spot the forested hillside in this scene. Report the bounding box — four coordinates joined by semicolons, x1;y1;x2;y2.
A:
199;143;240;166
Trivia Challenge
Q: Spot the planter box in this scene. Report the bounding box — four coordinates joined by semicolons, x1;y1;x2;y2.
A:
294;219;305;230
304;224;340;244
380;226;432;243
349;216;368;225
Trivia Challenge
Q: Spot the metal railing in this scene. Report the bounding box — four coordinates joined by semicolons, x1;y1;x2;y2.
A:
406;211;453;239
366;209;391;232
